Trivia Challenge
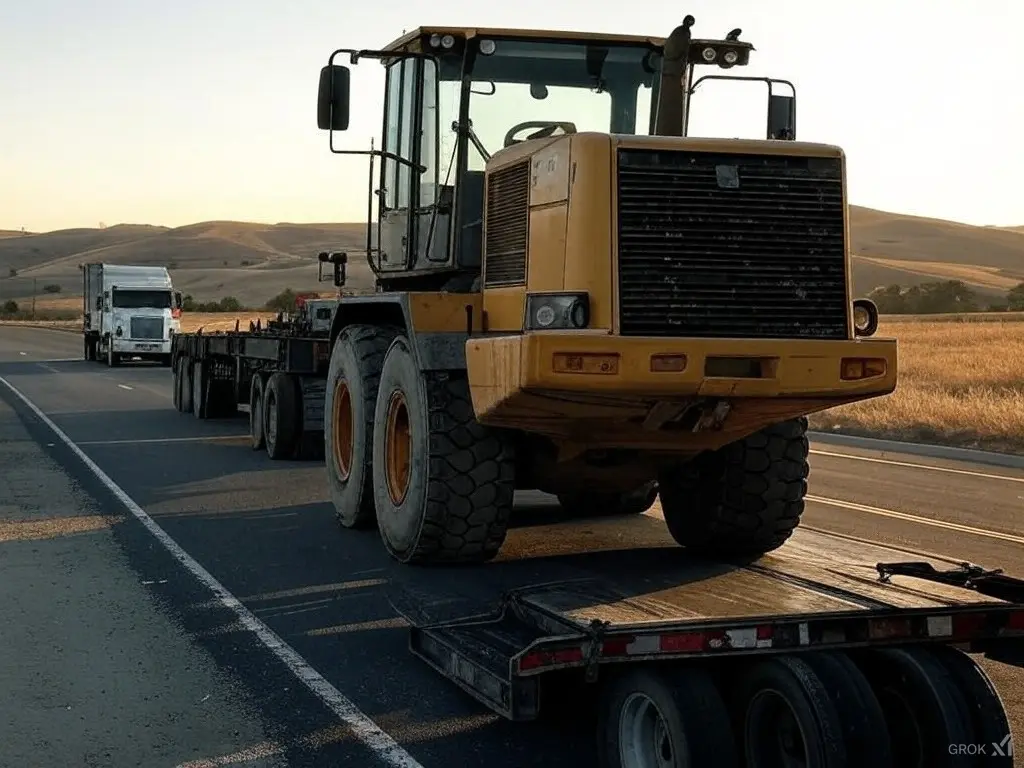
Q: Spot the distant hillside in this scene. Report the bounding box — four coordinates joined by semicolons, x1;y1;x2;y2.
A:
1;206;1021;306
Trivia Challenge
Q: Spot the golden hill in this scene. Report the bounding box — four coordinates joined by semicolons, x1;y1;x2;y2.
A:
1;206;1021;308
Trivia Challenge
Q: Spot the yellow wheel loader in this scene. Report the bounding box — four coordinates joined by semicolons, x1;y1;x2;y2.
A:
315;17;897;565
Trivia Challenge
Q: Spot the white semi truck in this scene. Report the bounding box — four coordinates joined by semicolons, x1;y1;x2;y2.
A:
82;263;181;367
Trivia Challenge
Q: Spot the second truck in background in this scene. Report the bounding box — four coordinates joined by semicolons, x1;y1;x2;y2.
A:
82;262;182;367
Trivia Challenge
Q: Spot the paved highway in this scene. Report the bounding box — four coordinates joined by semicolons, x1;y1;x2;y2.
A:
1;324;1021;767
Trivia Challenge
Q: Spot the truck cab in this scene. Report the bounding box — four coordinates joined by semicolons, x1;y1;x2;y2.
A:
83;263;181;367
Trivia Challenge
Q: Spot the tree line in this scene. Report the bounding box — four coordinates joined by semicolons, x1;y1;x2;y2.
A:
868;280;1024;314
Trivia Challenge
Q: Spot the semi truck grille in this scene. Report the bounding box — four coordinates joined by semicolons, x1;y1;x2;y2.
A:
483;161;529;287
130;316;164;340
616;149;849;339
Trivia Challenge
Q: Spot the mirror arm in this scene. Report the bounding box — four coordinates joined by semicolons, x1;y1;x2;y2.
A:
328;146;427;174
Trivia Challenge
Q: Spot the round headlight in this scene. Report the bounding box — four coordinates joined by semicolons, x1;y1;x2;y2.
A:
441;34;455;49
478;39;496;55
723;50;738;65
702;47;717;62
853;304;870;330
429;34;442;48
569;301;588;328
534;305;556;328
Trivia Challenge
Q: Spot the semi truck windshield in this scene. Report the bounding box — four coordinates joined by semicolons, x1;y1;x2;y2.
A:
112;289;172;309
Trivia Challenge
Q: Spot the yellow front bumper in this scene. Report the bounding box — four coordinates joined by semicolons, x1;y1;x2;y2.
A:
465;333;897;448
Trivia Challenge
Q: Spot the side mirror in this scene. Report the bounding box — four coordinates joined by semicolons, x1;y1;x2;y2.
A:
767;94;796;140
173;291;182;309
95;296;102;311
317;65;351;131
317;251;347;288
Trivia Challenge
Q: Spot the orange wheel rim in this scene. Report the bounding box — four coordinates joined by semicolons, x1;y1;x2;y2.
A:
331;379;353;481
384;390;411;505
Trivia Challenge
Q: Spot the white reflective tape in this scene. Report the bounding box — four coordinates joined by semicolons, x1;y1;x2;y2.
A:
927;615;954;637
726;628;758;649
799;623;810;645
626;635;661;655
756;638;772;649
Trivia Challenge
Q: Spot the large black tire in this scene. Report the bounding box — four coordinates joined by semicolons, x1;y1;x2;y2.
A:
172;358;182;412
179;357;194;414
658;417;809;557
922;647;1013;767
735;655;847;767
851;647;976;768
597;665;738;768
798;652;892;767
263;372;301;460
558;482;658;518
250;374;265;451
324;324;398;530
192;360;209;419
371;335;515;564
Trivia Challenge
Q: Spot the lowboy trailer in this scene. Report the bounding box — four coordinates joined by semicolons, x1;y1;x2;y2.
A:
392;524;1023;767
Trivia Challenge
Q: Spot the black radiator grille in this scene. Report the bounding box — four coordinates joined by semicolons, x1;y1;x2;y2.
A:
484;161;529;287
616;149;849;339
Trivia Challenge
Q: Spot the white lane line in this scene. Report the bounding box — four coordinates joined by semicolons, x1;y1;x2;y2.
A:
78;435;250;446
18;351;26;356
806;495;1024;546
117;384;133;391
38;363;62;374
810;448;1024;484
0;374;424;768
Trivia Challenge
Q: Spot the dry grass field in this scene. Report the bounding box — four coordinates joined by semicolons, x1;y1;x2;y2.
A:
808;316;1024;454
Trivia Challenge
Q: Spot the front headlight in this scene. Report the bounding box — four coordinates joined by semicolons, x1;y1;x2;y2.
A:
852;298;879;337
525;293;590;331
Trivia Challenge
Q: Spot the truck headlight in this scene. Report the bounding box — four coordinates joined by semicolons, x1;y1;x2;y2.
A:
525;293;590;331
852;298;879;337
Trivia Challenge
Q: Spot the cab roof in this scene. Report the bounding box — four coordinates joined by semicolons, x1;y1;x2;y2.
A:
382;26;667;52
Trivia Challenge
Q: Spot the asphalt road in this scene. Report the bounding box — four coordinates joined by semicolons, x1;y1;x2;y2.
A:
1;324;1021;767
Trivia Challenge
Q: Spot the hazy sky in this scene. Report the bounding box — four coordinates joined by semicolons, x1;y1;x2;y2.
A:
2;0;1021;232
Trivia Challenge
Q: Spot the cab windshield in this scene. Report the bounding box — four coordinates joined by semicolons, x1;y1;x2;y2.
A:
437;38;662;174
112;289;172;309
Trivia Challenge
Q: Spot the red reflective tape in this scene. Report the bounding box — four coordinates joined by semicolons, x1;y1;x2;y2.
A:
868;618;911;640
660;632;707;653
519;646;585;671
756;625;773;641
601;637;632;657
1005;611;1024;631
952;613;987;638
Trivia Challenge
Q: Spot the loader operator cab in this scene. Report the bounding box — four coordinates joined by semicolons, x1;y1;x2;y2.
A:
316;19;797;293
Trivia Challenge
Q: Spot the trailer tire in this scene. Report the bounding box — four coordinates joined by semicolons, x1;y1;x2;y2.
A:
264;373;301;460
558;482;659;518
923;646;1013;767
658;417;809;557
192;361;210;419
250;374;266;450
798;652;892;767
851;647;976;768
172;358;182;412
735;655;847;767
597;666;738;768
372;335;515;564
324;324;398;529
180;357;194;414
